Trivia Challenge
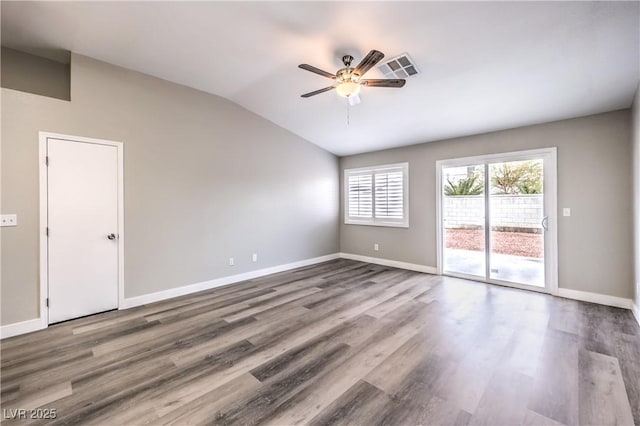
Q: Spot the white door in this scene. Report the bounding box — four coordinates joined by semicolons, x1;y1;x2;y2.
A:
47;138;119;323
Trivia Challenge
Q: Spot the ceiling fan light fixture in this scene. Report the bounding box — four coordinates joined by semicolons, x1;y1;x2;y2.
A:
299;49;404;100
336;81;361;98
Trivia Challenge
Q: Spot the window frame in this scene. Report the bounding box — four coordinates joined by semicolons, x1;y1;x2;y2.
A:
344;162;409;228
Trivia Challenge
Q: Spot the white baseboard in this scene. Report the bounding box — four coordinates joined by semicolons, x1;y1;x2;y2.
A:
632;302;640;327
0;318;46;339
5;253;636;338
339;252;437;274
557;288;633;310
121;253;340;309
1;253;340;338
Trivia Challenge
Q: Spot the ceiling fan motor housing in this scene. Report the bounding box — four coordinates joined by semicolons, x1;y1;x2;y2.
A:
337;67;361;83
342;55;354;67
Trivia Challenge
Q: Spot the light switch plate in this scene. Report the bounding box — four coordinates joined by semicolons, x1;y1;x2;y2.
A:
563;208;571;217
0;214;17;227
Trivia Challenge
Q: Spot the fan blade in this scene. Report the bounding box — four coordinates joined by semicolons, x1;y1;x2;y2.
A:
301;86;335;98
353;50;385;77
362;79;406;88
298;64;336;79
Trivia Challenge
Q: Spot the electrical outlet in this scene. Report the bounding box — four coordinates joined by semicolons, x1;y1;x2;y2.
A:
374;243;379;251
0;214;17;227
252;253;258;262
229;257;234;266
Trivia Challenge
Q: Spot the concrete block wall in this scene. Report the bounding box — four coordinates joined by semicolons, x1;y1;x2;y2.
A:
444;194;543;231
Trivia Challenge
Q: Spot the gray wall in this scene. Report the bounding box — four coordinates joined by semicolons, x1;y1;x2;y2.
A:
632;84;640;310
1;47;70;101
340;110;633;299
1;53;339;326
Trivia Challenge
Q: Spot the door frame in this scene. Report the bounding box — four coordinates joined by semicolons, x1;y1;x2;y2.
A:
435;147;558;295
39;132;124;327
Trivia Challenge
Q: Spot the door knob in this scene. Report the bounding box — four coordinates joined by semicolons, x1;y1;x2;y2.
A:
107;233;116;240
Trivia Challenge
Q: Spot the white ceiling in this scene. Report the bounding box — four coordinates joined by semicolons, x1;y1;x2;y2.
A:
2;1;639;156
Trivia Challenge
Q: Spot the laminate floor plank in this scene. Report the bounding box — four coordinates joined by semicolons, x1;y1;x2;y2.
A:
156;373;263;426
5;382;72;413
222;286;323;322
372;356;460;426
265;301;442;425
548;298;583;335
578;349;634;426
246;283;397;349
433;323;516;414
364;309;448;395
308;380;390;426
527;329;580;425
614;332;640;424
378;395;472;426
153;314;382;420
215;343;352;425
1;317;159;376
468;369;533;425
499;327;546;378
1;259;637;425
77;343;260;424
522;409;566;426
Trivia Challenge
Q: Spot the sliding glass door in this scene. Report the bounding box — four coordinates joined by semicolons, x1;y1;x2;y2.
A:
442;164;486;279
438;149;557;293
488;159;545;287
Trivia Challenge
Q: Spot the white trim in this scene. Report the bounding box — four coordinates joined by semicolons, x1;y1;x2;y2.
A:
557;288;633;310
2;253;339;337
631;302;640;326
121;253;340;309
545;148;559;295
0;318;46;339
338;252;635;313
436;147;559;168
444;271;551;295
339;252;437;274
38;135;48;331
435;147;559;295
4;252;635;337
39;132;125;326
435;163;444;275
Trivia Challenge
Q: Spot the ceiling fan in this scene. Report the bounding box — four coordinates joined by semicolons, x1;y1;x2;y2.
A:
299;50;406;105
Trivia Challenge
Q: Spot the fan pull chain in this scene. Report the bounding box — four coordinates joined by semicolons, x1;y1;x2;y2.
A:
346;98;350;126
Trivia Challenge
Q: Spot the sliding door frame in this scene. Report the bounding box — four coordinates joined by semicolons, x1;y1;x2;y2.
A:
436;147;558;295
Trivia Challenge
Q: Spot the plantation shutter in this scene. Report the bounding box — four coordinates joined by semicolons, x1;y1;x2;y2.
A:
347;173;373;218
344;162;408;227
375;169;404;220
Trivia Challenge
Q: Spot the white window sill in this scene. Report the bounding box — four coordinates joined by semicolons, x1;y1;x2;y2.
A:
344;220;409;228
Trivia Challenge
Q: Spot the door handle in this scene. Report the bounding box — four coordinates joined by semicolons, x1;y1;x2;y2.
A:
107;233;117;240
541;216;549;231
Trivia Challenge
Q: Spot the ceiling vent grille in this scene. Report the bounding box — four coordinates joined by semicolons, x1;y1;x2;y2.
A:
378;53;419;79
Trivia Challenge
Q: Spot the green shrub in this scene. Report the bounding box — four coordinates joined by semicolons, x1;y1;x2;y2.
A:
444;175;484;196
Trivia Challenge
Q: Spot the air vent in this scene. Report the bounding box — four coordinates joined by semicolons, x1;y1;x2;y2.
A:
378;53;419;79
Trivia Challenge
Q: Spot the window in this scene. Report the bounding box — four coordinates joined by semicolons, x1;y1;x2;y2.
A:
344;163;409;227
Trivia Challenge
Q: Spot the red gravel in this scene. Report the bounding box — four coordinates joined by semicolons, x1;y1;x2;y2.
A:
445;229;543;258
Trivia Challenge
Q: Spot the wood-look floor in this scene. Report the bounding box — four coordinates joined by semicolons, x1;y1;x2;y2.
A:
1;259;639;425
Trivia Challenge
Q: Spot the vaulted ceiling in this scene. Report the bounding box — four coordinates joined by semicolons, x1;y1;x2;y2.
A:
2;1;639;156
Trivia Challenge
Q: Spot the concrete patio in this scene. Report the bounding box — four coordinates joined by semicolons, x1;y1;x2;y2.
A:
444;248;544;287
